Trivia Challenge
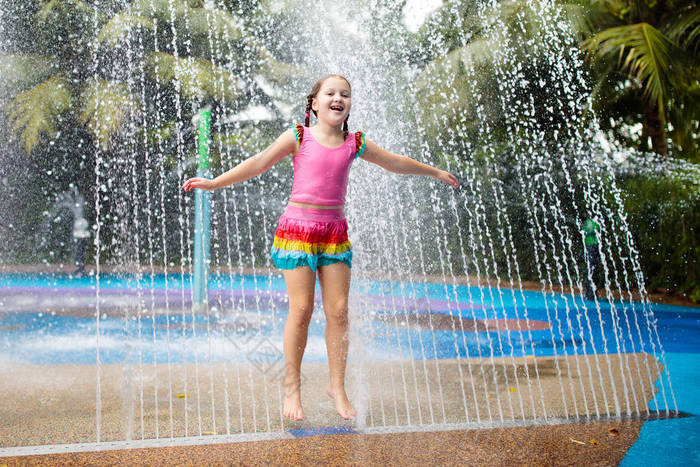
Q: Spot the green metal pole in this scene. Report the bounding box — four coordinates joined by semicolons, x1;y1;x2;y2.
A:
193;108;211;305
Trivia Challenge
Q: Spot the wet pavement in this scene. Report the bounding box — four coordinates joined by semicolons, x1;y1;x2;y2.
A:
2;420;644;466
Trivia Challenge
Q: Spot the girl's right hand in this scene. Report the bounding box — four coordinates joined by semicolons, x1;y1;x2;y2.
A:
182;177;216;192
435;170;459;188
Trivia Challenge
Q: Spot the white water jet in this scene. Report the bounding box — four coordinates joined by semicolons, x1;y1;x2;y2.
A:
0;0;679;447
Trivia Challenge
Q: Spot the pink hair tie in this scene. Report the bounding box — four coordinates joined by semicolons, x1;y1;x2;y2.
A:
305;113;310;118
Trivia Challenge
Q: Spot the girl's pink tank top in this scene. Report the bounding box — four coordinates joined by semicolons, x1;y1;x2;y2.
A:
289;125;365;206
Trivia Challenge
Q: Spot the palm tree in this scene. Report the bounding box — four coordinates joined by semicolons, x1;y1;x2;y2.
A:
565;0;700;160
0;0;297;156
413;0;577;149
0;0;93;155
414;0;699;161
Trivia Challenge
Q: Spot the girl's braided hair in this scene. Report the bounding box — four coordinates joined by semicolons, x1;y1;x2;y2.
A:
305;74;351;139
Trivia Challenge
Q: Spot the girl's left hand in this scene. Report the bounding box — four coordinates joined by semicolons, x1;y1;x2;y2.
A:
182;177;216;192
435;170;459;188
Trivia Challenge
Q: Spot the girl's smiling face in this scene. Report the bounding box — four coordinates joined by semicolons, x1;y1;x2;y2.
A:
312;76;352;127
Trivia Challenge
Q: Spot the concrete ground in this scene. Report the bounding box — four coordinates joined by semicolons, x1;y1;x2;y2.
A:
0;353;659;449
2;419;645;466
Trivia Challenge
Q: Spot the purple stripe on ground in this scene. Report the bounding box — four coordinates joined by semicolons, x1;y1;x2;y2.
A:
288;426;357;438
0;286;482;313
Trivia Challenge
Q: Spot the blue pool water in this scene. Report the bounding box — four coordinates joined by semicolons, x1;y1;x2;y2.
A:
621;351;700;466
1;272;698;464
1;273;698;366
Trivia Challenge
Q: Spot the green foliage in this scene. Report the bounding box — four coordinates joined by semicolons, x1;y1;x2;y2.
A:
563;0;700;160
136;120;176;149
414;0;587;156
79;79;138;151
664;5;700;52
0;54;59;97
35;0;93;23
6;73;72;155
99;0;249;61
1;0;296;162
97;13;155;46
257;54;309;88
0;0;298;268
414;0;699;301
621;170;700;301
34;0;97;63
413;44;495;146
147;52;243;103
184;5;245;41
415;0;481;59
583;23;683;126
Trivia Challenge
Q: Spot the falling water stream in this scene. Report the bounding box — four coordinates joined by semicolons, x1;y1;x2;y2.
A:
0;0;678;448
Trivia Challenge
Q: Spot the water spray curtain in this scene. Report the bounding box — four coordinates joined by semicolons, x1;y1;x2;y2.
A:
0;0;675;444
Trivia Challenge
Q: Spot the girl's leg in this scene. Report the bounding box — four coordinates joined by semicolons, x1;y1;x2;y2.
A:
282;266;316;421
317;261;356;419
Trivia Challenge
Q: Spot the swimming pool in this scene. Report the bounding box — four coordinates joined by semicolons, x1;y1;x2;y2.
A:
2;273;696;365
1;272;698;463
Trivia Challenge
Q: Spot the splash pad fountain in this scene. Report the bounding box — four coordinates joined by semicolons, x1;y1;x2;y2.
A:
0;0;685;460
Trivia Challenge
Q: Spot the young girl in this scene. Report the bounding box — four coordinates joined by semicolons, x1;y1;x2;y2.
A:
182;74;459;421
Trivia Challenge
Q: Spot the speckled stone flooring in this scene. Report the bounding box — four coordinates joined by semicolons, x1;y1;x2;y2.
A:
0;353;660;466
0;354;660;448
1;420;643;466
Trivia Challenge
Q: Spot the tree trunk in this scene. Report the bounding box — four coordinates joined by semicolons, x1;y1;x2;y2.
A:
644;102;668;160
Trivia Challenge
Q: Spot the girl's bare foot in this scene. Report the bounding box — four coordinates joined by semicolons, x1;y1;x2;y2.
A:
284;378;304;421
327;384;356;420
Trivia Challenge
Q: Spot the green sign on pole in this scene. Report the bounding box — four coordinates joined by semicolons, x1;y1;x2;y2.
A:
193;107;211;305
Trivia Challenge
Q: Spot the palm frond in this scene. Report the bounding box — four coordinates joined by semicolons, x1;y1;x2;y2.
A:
256;50;310;87
5;74;72;155
559;1;625;36
417;35;498;87
79;79;140;151
667;79;700;148
127;0;243;41
128;0;176;23
481;0;543;39
596;0;633;22
147;52;243;105
98;13;155;46
413;41;489;126
0;54;59;98
186;6;244;41
455;37;500;66
663;6;700;52
583;23;681;122
417;0;482;53
36;0;94;23
479;1;584;63
135;120;175;149
559;3;594;36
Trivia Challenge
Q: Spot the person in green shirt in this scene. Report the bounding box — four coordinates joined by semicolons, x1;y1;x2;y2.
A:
583;218;601;301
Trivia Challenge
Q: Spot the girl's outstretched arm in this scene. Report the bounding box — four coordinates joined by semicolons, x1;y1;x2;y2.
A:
361;140;459;188
182;129;297;192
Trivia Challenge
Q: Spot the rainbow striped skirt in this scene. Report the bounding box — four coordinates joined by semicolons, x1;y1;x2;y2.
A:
270;204;353;271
